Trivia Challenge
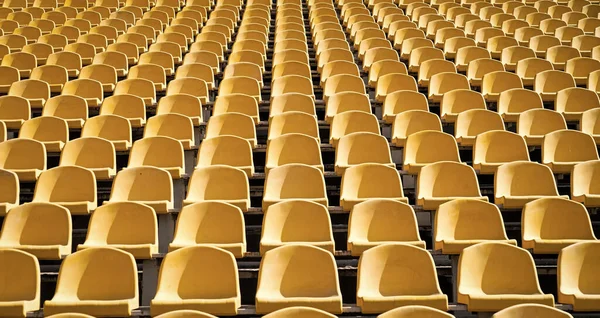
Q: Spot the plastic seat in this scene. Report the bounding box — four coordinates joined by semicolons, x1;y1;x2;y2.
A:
545;45;581;71
59;137;114;181
268;111;320;142
128;64;166;92
128;136;184;179
108;166;173;213
534;70;576;101
116;33;147;54
582;108;600;144
375;73;418;102
455;46;491;72
52;25;80;45
518;108;568;146
0;34;26;53
482;71;524;102
151;245;241;316
0;168;18;215
317;48;354;72
223;62;261;88
32;166;96;214
14;26;42;45
323;74;366;102
261;158;324;207
378;306;454;318
41;95;86;129
0;249;40;317
272;61;311;83
43;247;139;317
555;87;600;123
391;110;441;147
38;34;68;52
572;159;600;207
455;109;504;146
262;307;337;318
78;202;157;259
320;61;360;87
434;199;515;254
0;65;18;93
443;36;476;59
18;116;67;152
368;60;408;90
428;72;469;102
493;304;573;318
556;241;600;311
340;163;407;211
495;161;567;209
255;244;343;314
382;91;428;124
80;115;131;151
205;112;256;146
1;136;44;181
440;89;486;123
100;94;146;128
555;25;584;44
572;35;600;57
29;65;67;93
1;51;35;77
114;78;156;106
61;78;102;107
522;197;596;255
184;165;249;212
417;161;488;210
79;64;117;93
565;57;600;86
155;94;202;127
357;243;448;313
169;201;246;258
0;95;29;131
217;76;259;103
271;75;314;100
515;58;554;86
329;111;380;147
467;58;504;87
334;131;393;175
473;130;529;174
92;51;128;76
260;200;334;254
63;43;94;65
347;199;424;256
457;242;555;311
404;129;460;173
21;43;52;66
496;88;543;122
269;93;316;118
265;133;323;173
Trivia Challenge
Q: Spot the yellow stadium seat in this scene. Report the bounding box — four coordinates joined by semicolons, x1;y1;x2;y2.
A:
434;199;515;254
348;199;424;256
546;45;581;71
14;26;42;45
534;70;576;102
205;113;256;148
581;108;600;144
455;109;505;146
184;165;249;211
357;243;448;313
29;64;68;93
151;246;240;316
268;111;319;142
271;75;314;100
176;63;215;89
557;241;600;311
515;57;554;86
0;168;18;215
340;163;408;210
43;247;139;316
572;160;600;207
265;133;322;173
0;138;45;181
60;137;115;180
32;166;96;214
321;60;360;87
440;89;486;122
19;116;67;152
391;110;442;147
495;161;567;209
555;25;585;45
64;42;95;65
0;95;29;130
263;164;326;214
443;36;476;59
263;307;337;318
523;197;596;254
260;200;334;254
542;129;598;173
128;64;166;92
217;76;260;103
0;34;26;53
256;244;342;314
335;132;393;176
61;78;102;107
457;242;555;311
518;108;567;146
497;88;543;122
128;136;184;178
21;43;53;65
81;114;131;151
428;72;469;102
325;92;371;123
573;35;600;57
169;201;247;259
117;33;148;54
566;57;600;85
493;304;573;318
272;61;311;82
382;91;428;124
93;50;128;76
78;202;157;259
329;111;379;147
467;58;504;87
79;64;117;93
375;73;418;102
100;94;146;128
114;78;156;106
156;94;202;127
270;93;315;118
403;130;461;174
0;65;19;93
317;48;354;72
378;306;454;318
455;46;491;72
368;60;408;88
196;135;253;176
108;166;173;213
417;161;488;210
38;34;68;52
323;74;366;102
482;71;524;102
41;11;67;27
41;95;87;129
1;51;36;77
473;130;530;174
0;249;40;317
143;114;193;151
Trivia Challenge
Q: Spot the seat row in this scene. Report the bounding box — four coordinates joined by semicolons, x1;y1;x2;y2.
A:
1;240;598;316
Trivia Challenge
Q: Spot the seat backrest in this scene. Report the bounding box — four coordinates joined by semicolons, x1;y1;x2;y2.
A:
33;165;95;203
495;161;560;197
418;161;482;198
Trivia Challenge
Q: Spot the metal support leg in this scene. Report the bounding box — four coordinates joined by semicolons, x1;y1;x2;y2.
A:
173;178;185;211
451;255;459;303
142;258;159;306
184;149;195;176
194;126;202;147
158;214;175;253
